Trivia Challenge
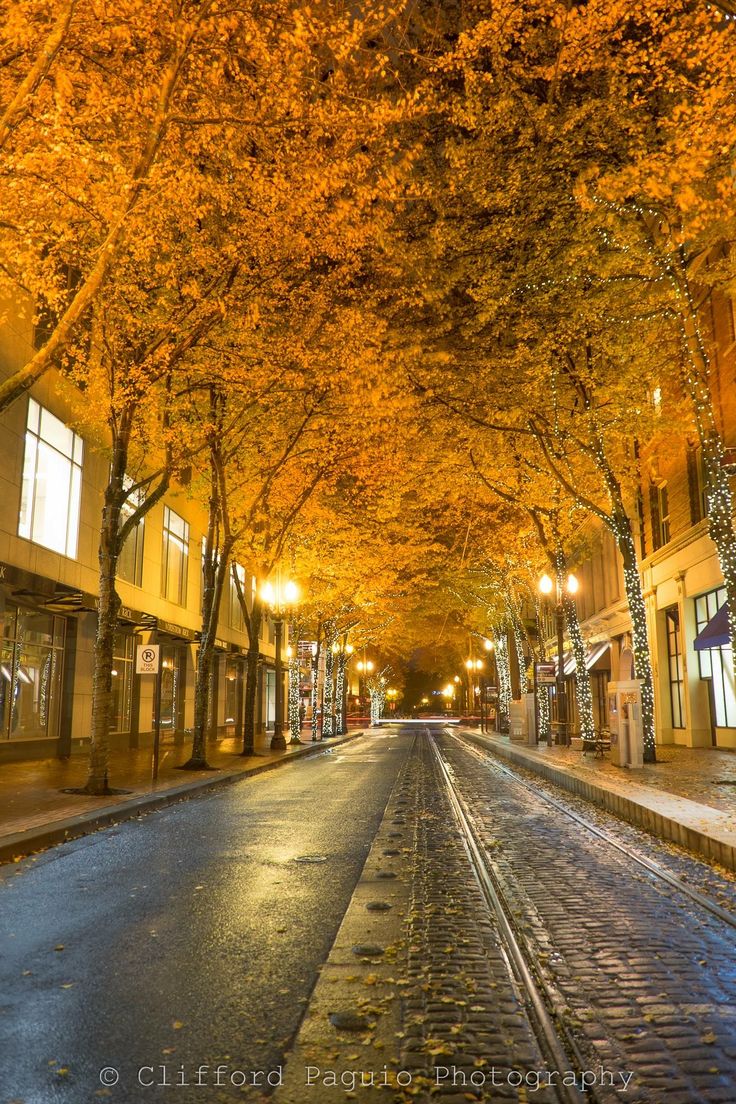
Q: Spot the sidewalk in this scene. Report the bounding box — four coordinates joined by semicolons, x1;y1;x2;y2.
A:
462;730;736;872
0;730;364;865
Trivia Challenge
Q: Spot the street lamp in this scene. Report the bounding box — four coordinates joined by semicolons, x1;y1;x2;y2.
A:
357;658;374;719
465;658;484;723
539;571;578;746
260;576;299;750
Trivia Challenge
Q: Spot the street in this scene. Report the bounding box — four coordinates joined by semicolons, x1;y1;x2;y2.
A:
0;732;413;1104
3;726;736;1103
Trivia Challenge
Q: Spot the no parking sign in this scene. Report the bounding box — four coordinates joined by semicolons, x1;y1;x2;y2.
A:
136;644;160;674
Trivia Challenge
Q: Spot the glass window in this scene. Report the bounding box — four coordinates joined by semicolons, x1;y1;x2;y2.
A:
19;398;84;558
162;506;189;606
695;587;736;728
117;479;145;587
225;658;240;725
657;483;670;547
0;603;64;740
665;607;684;729
157;645;187;732
110;633;135;733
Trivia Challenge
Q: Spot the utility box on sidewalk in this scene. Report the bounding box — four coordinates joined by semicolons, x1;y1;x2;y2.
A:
608;680;644;769
524;693;537;745
509;700;528;743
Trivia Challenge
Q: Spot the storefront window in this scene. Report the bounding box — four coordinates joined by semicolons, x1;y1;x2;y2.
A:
695;588;736;728
158;645;187;732
19;399;83;558
110;634;135;733
225;658;240;725
0;603;64;740
665;607;684;729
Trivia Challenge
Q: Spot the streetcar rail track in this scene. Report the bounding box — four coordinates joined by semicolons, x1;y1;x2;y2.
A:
449;728;736;932
427;730;595;1104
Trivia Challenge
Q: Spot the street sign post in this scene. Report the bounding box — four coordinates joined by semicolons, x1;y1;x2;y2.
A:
136;645;162;781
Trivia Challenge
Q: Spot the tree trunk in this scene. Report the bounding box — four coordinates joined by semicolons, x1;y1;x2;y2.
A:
184;543;231;771
533;599;552;744
322;626;336;737
616;515;657;762
555;550;596;743
85;500;122;794
288;617;302;743
493;629;512;734
311;627;321;741
335;644;347;735
509;606;528;697
240;596;263;757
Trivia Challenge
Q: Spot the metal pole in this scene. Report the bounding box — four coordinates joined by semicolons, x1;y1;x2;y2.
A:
271;617;286;750
153;664;162;782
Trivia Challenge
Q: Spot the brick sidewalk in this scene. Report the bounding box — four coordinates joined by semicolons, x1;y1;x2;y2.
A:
0;730;362;862
466;731;736;870
501;738;736;817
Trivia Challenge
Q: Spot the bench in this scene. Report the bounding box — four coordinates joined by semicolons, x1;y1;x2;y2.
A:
581;728;612;758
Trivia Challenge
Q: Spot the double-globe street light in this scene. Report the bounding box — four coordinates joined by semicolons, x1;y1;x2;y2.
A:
538;571;578;746
260;576;299;751
465;658;484;722
357;658;374;720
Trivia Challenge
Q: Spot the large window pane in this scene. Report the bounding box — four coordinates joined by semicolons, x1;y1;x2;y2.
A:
695;587;736;728
0;604;64;740
18;399;83;559
162;507;188;606
110;634;134;733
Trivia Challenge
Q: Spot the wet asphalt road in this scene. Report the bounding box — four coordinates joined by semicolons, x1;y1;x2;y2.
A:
0;730;413;1104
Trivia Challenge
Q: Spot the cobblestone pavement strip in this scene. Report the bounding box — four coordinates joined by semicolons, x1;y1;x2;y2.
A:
435;731;736;1104
278;728;584;1104
460;736;736;919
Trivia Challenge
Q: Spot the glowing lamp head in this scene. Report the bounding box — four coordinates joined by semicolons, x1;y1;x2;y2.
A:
539;573;554;595
261;580;275;606
465;659;473;670
284;579;298;605
484;638;493;651
366;660;374;672
566;573;579;595
346;643;354;655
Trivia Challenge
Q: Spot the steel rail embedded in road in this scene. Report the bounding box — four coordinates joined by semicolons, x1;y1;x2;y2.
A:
426;730;592;1104
450;729;736;932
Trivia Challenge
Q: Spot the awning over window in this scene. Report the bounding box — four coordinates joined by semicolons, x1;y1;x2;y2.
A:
694;602;730;651
557;641;611;678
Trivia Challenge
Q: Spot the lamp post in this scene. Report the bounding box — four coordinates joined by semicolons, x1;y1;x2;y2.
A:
465;658;484;725
260;576;299;750
539;571;578;746
482;639;494;733
357;658;374;721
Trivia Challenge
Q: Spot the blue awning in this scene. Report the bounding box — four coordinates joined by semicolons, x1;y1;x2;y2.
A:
694;602;730;651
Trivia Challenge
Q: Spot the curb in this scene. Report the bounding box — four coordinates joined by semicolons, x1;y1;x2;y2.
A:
460;729;736;874
0;731;367;866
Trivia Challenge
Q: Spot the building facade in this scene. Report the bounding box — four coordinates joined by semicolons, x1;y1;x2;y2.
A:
546;288;736;750
0;307;283;764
